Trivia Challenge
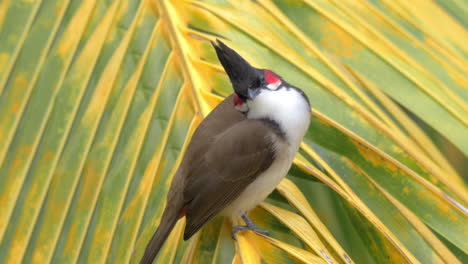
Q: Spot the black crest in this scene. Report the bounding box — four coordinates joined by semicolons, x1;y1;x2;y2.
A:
211;40;263;99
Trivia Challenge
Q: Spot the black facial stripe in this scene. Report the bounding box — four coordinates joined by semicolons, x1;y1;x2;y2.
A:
258;118;286;141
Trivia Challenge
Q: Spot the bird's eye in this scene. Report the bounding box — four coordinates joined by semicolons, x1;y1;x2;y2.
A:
237;93;247;101
250;79;262;90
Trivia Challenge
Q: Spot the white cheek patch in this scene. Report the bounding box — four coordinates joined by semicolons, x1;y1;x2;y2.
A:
235;102;249;112
266;81;281;90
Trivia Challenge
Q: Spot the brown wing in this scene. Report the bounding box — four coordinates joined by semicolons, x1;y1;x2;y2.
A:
183;119;275;239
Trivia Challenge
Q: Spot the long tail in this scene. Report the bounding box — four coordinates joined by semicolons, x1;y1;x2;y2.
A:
140;206;181;264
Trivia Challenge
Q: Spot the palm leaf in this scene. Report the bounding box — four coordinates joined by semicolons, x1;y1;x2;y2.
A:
0;0;466;263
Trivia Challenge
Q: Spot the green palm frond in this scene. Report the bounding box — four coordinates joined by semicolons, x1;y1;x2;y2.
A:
0;0;466;263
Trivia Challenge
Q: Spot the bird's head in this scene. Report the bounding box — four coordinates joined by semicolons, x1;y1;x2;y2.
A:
211;40;285;112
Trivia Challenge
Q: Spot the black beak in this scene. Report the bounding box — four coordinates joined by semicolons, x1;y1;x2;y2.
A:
211;39;262;99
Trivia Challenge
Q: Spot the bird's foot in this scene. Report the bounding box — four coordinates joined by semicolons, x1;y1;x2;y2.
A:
231;214;270;240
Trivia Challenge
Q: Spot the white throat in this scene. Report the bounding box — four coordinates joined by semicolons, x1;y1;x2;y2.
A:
246;87;310;149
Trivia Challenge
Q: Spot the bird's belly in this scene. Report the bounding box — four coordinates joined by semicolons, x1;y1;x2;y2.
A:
222;146;294;222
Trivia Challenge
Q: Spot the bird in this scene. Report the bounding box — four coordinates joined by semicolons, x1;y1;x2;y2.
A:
140;40;311;264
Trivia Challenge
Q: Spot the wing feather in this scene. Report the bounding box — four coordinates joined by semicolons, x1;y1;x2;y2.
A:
183;119;275;239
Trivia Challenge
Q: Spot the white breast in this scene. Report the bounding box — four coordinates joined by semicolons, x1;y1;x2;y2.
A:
246;87;310;149
223;87;310;222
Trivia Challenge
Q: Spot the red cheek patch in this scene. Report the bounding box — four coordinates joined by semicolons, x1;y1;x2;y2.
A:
264;69;280;84
233;93;243;106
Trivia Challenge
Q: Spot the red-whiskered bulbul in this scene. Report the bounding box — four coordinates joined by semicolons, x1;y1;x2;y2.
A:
140;40;310;264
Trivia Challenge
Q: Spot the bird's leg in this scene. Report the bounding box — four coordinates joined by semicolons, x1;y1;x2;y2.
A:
232;214;270;240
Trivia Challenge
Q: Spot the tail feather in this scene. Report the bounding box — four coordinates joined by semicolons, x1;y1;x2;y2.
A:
140;208;180;264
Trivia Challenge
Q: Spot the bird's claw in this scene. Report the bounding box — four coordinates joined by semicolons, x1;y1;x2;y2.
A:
231;214;270;240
